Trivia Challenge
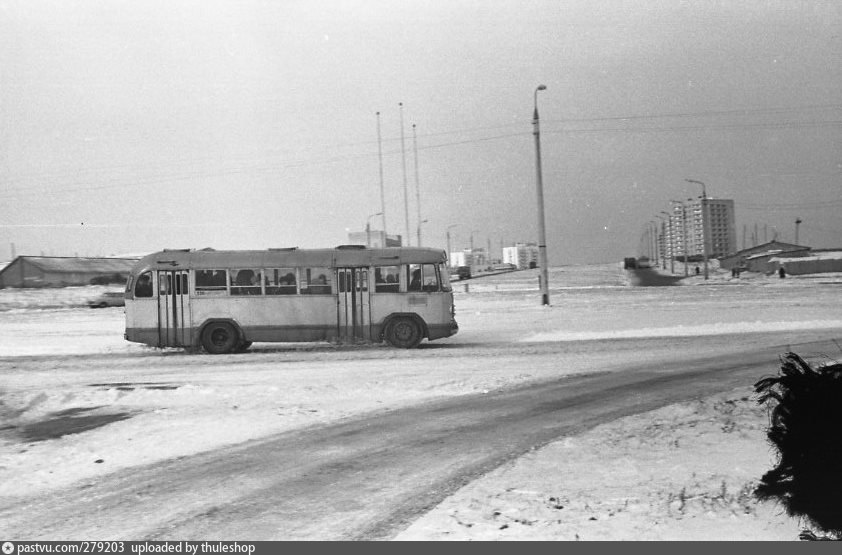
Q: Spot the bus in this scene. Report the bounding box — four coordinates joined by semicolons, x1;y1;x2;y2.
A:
123;245;459;353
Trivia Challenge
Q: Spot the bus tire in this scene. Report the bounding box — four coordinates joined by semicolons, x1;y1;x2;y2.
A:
385;317;423;349
201;322;239;354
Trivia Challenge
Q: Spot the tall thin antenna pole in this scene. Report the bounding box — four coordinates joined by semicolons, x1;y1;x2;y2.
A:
412;123;422;247
376;112;387;236
399;102;410;246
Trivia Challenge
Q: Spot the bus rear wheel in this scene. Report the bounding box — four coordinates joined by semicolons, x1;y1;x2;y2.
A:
201;322;238;354
385;317;423;349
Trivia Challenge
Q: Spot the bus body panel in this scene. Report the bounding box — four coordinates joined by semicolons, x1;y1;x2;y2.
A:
193;296;337;343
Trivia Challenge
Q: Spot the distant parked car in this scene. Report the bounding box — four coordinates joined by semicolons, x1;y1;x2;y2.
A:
457;266;472;280
88;291;125;308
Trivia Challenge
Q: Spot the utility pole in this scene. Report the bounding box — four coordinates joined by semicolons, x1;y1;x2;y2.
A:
412;123;423;247
532;84;550;306
399;102;410;246
795;217;802;245
376;112;387;236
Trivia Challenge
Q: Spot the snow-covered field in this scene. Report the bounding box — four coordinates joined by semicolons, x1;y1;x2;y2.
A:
2;263;841;540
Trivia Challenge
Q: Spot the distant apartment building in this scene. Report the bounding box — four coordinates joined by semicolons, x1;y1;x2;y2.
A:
502;242;539;270
666;198;736;259
450;248;488;269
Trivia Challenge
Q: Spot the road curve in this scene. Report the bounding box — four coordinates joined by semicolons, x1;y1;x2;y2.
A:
2;338;833;540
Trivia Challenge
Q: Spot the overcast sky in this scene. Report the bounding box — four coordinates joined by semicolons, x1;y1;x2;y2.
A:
1;0;840;264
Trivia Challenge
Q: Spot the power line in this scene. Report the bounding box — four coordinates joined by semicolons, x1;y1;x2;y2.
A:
2;107;840;199
741;199;842;210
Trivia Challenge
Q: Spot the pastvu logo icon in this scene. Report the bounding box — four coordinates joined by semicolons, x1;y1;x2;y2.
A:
2;542;15;555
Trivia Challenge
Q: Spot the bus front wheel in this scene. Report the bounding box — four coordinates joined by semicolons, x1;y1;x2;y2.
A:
385;317;423;349
201;322;238;354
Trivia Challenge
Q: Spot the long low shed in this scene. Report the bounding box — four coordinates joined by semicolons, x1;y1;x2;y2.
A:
0;256;139;288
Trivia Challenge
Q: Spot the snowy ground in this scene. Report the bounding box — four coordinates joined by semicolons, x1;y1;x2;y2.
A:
2;263;841;540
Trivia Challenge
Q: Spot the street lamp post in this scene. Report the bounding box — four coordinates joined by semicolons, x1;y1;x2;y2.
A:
660;211;674;274
366;212;383;248
533;84;550;306
686;179;708;279
446;224;458;268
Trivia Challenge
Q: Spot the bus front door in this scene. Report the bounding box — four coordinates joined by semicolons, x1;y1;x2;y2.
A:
157;270;192;348
336;267;371;342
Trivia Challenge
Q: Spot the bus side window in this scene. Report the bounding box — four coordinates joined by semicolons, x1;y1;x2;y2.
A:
135;272;153;298
195;269;227;295
230;268;262;296
302;267;332;295
266;268;297;295
374;266;400;293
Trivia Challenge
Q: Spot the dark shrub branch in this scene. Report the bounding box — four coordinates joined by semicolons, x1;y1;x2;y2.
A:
754;352;842;538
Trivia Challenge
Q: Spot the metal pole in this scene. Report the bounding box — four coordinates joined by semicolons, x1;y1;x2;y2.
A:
533;85;550;306
399;103;410;246
412;123;422;247
795;218;802;244
376;112;387;235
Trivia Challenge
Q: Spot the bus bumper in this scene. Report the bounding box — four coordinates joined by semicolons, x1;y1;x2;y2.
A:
428;319;458;341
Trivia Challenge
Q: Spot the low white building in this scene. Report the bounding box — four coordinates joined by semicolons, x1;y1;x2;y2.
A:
502;243;539;269
346;230;403;248
449;249;488;269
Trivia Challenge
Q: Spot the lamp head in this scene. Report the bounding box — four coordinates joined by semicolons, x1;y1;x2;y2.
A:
536;84;547;91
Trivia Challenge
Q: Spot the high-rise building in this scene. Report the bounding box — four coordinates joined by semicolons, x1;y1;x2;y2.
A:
502;242;539;269
666;198;736;259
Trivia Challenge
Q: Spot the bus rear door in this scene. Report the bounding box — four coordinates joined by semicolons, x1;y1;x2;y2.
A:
157;270;192;347
336;267;371;342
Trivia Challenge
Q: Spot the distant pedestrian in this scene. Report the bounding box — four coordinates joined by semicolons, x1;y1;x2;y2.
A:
695;266;700;275
779;267;786;279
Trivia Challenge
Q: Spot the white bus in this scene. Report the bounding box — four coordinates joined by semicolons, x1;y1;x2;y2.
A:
124;245;458;353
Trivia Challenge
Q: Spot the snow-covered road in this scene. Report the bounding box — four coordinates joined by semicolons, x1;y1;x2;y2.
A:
1;264;840;539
